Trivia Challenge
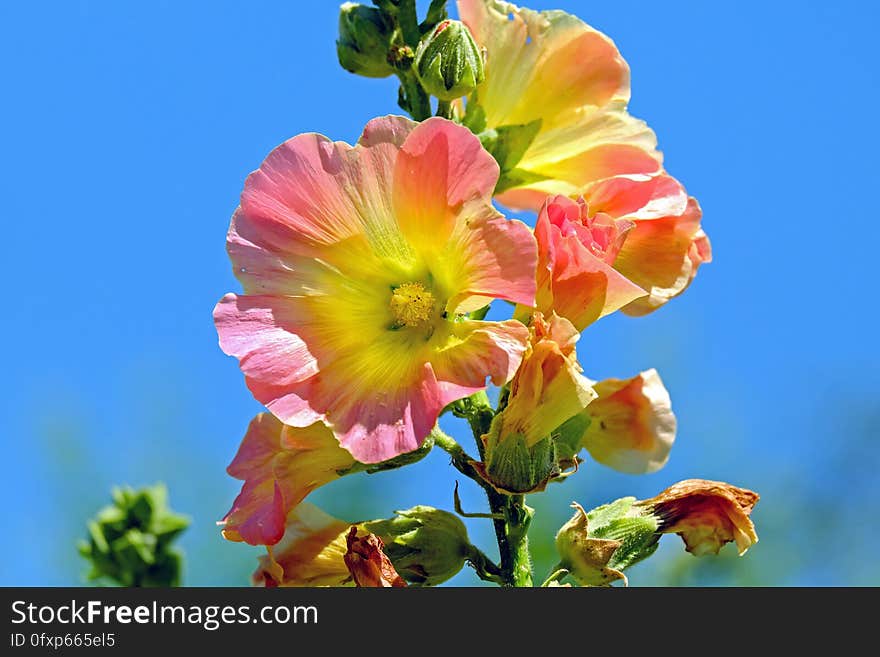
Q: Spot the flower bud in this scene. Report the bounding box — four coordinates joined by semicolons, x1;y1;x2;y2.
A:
476;313;595;494
336;3;395;79
365;506;471;586
413;20;484;101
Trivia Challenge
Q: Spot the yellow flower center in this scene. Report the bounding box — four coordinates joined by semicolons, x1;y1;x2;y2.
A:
390;282;436;328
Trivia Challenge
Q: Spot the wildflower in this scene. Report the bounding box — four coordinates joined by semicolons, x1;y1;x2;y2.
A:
214;116;536;463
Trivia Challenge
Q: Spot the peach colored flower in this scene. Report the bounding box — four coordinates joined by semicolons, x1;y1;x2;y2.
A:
522;195;646;330
214;116;536;464
578;369;676;475
636;479;759;555
477;312;595;493
221;413;355;546
458;0;661;209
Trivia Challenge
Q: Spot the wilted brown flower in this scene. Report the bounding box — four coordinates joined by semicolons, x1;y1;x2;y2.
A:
637;479;759;556
344;528;407;587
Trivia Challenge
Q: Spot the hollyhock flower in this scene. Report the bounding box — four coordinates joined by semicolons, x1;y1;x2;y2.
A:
457;0;661;209
214;116;536;464
478;312;596;493
253;504;356;587
221;413;355;546
585;173;711;315
636;479;760;555
558;369;676;475
523;195;646;330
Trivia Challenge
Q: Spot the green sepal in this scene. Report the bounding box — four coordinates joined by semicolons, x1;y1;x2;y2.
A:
478;119;542;174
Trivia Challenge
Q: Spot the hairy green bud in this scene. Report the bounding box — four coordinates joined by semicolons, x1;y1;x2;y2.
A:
413;20;484;101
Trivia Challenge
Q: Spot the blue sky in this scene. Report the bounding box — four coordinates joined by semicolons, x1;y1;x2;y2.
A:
2;0;878;586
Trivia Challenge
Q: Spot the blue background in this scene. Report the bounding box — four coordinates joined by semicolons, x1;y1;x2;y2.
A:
2;0;878;586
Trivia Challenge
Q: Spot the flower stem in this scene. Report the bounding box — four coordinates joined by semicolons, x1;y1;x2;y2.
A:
436;99;453;119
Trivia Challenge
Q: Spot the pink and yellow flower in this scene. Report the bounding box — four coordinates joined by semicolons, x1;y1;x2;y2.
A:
214;116;537;464
457;0;661;209
459;1;711;316
524;195;646;330
221;413;355;546
491;312;595;447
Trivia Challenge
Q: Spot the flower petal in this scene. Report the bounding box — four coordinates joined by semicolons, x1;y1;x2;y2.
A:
444;202;537;312
392;117;500;251
614;198;710;315
458;0;630;127
433;318;530;399
580;369;676;474
253;504;355;587
530;195;645;330
221;414;354;546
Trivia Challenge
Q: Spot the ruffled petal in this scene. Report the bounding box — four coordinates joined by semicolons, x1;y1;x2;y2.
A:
221;414;354;546
530;195;645;330
433;318;530;399
458;0;630;128
443;202;537;312
614;198;710;315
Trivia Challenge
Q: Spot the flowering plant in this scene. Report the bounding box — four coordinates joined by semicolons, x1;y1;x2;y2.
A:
214;0;758;587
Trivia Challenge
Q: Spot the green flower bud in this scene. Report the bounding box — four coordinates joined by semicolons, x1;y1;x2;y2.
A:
336;3;395;79
78;483;189;587
365;506;471;586
413;20;484;101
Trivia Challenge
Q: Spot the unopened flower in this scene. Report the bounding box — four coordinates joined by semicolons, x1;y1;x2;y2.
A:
414;20;485;101
214;116;536;464
555;503;627;587
344;528;407;587
478;312;595;493
337;3;395;79
457;0;661;208
556;369;675;475
636;479;759;556
221;413;355;546
253;504;356;587
524;195;646;330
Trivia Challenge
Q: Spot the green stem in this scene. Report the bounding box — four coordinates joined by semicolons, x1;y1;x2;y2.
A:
436;99;453;119
397;71;432;121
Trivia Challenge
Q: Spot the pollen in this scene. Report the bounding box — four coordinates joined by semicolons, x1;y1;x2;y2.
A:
390;282;437;328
